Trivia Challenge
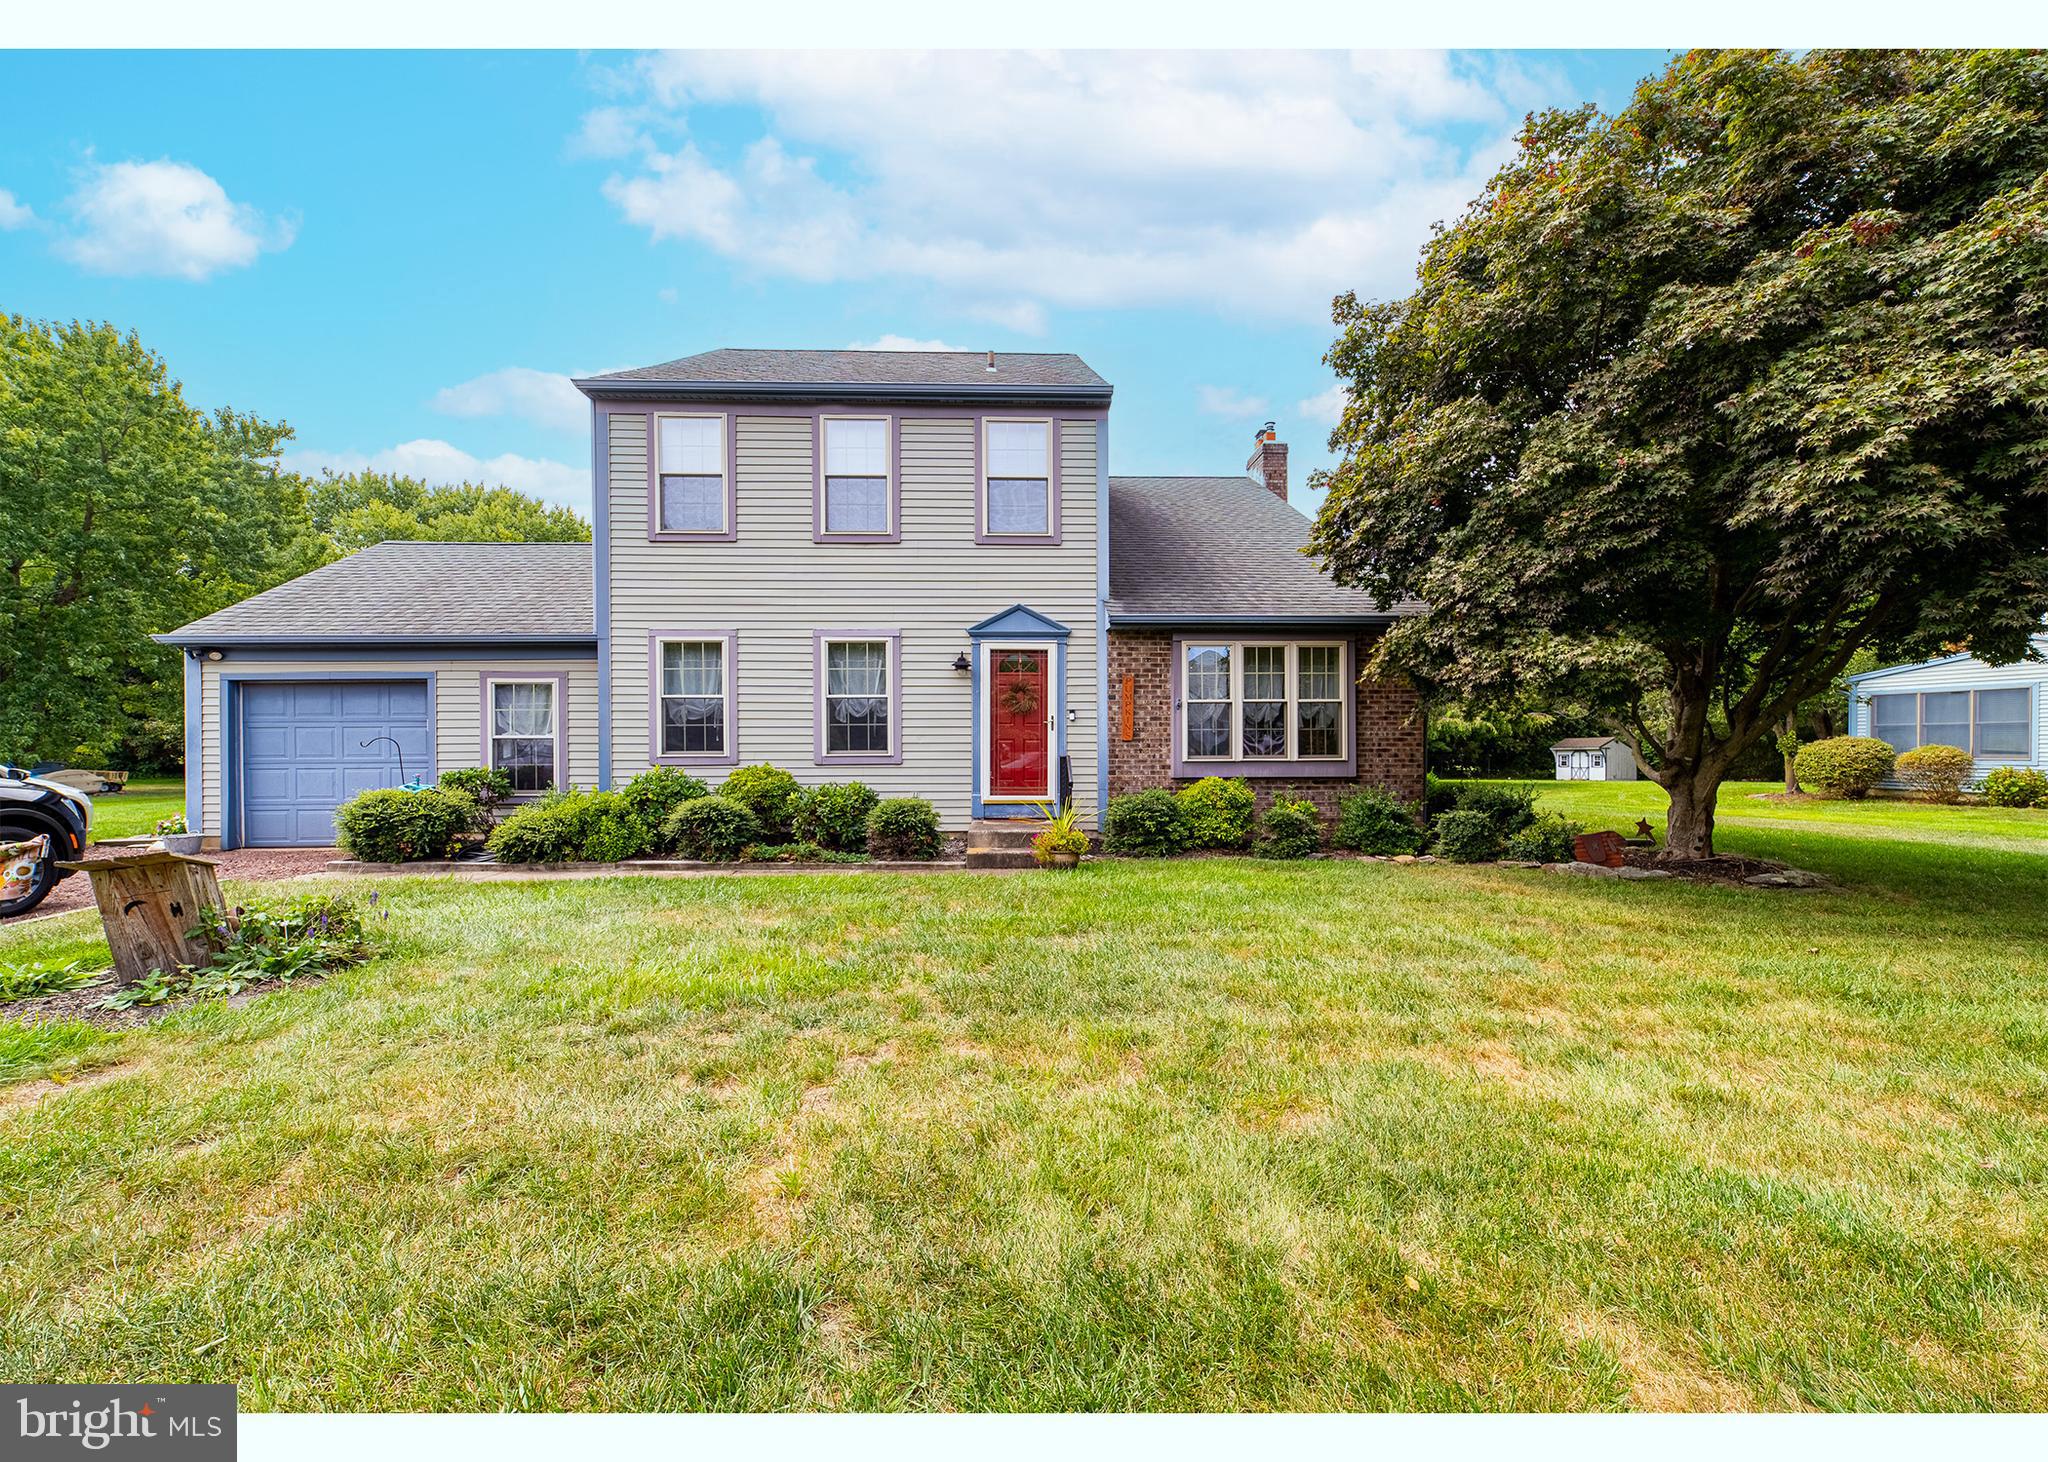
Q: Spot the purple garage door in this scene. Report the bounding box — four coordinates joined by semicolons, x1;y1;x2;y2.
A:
239;680;433;846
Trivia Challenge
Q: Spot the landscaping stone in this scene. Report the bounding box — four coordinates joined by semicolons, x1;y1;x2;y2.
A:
1391;855;1417;864
1617;866;1673;880
1744;868;1828;889
1545;860;1622;878
1499;859;1544;869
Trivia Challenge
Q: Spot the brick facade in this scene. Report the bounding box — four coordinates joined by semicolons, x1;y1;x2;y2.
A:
1106;626;1426;819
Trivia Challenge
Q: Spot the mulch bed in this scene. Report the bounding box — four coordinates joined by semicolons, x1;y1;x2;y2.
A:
1622;847;1802;886
3;845;340;924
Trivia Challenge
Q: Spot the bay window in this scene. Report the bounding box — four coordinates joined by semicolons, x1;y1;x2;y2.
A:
1179;639;1349;766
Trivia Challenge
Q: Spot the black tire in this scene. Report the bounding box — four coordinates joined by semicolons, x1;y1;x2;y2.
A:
0;818;58;919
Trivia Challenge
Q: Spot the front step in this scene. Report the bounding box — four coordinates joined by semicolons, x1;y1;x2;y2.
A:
965;818;1047;869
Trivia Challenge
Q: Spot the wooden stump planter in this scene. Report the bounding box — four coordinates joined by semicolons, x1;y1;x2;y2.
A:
56;850;224;986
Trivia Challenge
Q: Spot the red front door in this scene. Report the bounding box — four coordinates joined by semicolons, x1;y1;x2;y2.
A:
989;648;1050;798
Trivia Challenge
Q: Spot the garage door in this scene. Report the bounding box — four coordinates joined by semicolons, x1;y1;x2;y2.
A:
239;680;433;846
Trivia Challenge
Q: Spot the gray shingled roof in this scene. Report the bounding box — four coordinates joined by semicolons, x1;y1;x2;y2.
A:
158;541;595;644
579;348;1108;397
1108;476;1421;622
1551;736;1626;751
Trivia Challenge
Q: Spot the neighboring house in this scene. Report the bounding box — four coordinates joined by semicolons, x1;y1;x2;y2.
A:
1548;736;1638;782
159;350;1425;848
1845;635;2048;780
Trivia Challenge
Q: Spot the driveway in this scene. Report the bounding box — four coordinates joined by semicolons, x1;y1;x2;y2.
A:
2;845;339;924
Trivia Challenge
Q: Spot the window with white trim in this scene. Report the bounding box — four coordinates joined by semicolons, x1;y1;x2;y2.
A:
822;638;892;755
489;679;557;794
657;414;726;534
983;419;1052;536
822;417;891;535
1870;687;2034;760
1182;640;1348;762
658;639;728;755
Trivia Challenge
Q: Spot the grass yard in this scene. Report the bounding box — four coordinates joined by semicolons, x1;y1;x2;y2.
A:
83;778;185;841
2;792;2046;1410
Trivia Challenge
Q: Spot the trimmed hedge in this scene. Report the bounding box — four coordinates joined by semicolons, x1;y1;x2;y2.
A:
1332;786;1425;855
1255;799;1322;859
794;781;881;853
1793;736;1896;798
1894;744;1974;803
1102;789;1190;857
719;765;803;842
665;795;760;860
1503;811;1581;863
487;789;646;864
619;766;709;848
1432;808;1502;863
437;767;512;826
334;787;479;863
1176;776;1256;850
1450;782;1537;841
867;798;943;860
1982;765;2048;808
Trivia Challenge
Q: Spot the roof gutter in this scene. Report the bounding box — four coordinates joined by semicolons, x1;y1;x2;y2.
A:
573;378;1113;407
151;633;599;650
1107;612;1403;627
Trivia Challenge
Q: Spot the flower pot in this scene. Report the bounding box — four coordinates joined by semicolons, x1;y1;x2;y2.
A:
153;833;205;856
1041;850;1081;869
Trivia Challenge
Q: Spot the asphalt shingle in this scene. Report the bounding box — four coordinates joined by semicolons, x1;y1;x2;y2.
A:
158;541;595;643
580;348;1108;393
1108;476;1421;621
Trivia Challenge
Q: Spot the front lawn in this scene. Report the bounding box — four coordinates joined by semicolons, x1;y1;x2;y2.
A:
83;778;185;842
2;824;2045;1409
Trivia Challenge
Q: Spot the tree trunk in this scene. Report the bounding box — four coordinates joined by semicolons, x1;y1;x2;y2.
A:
1661;772;1719;859
1781;713;1801;795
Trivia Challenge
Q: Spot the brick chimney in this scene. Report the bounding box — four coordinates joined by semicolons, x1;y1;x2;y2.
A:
1246;421;1287;502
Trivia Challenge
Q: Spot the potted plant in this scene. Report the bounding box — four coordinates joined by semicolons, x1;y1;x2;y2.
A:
152;814;204;856
1029;804;1090;869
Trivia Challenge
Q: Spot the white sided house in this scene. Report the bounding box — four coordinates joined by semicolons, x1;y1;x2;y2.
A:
160;349;1428;848
1845;635;2048;781
1549;735;1638;782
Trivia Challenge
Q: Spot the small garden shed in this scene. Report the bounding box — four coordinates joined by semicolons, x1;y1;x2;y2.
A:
1550;735;1638;782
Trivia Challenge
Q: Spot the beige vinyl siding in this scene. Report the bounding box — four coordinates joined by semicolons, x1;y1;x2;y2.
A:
194;657;600;838
608;408;1103;827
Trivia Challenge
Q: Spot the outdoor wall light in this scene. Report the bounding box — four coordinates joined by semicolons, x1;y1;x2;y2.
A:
191;647;226;661
951;652;971;673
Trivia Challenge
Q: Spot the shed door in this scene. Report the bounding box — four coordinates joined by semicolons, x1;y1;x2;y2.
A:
239;680;432;846
1568;750;1591;780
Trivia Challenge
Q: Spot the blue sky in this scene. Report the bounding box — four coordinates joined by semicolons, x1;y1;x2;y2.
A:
1;49;1664;518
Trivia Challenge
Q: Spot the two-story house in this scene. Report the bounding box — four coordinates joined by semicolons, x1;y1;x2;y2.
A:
159;349;1423;847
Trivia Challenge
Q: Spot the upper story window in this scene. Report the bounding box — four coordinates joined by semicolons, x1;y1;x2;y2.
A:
1871;687;2034;761
820;416;893;539
981;419;1057;541
487;677;557;794
1181;640;1349;765
655;635;734;763
656;414;728;536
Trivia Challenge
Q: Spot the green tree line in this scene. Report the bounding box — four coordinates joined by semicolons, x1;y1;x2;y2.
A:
0;316;590;771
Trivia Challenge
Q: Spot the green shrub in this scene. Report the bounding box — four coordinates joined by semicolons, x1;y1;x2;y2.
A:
1981;765;2048;808
487;789;645;863
666;795;760;860
1424;772;1459;819
334;787;479;863
719;764;802;841
1451;782;1538;840
1255;799;1322;859
1432;808;1502;863
1101;789;1190;857
1793;736;1896;798
1894;744;1975;803
793;781;881;853
1503;812;1582;863
619;765;709;848
1176;776;1256;850
867;798;943;859
437;767;512;826
1332;786;1425;855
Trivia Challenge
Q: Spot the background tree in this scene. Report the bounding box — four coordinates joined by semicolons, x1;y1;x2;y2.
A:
1310;49;2048;855
0;317;589;771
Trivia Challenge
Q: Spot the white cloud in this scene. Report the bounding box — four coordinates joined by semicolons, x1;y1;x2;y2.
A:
965;299;1048;336
1297;384;1350;427
1197;385;1269;419
431;367;586;434
569;105;648;159
590;50;1533;323
282;440;588;513
0;189;34;230
847;335;963;352
56;160;293;280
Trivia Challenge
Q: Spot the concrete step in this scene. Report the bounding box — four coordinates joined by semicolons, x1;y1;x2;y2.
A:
964;819;1046;852
964;848;1041;870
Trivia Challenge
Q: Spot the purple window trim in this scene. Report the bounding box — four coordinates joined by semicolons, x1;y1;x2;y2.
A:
813;414;903;544
478;670;570;798
646;411;739;543
811;629;905;766
1168;634;1358;779
647;629;740;768
975;415;1063;547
